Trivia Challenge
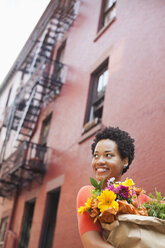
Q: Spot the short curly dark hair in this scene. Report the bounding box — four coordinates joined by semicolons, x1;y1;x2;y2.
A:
91;127;135;174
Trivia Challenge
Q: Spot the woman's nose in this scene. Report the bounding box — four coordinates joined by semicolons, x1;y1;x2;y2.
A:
97;156;106;164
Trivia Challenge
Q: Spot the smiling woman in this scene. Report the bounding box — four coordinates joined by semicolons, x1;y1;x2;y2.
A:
91;127;135;184
76;126;135;248
92;139;128;182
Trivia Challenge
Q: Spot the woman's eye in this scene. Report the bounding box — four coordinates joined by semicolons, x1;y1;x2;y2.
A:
93;154;98;158
106;154;112;158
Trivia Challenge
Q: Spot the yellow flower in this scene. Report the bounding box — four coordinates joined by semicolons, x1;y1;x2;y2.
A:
78;206;87;215
85;198;92;209
97;189;119;213
114;182;121;188
78;198;92;215
122;178;135;189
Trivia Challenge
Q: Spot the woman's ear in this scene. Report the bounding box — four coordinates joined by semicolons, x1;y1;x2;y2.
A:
123;157;128;168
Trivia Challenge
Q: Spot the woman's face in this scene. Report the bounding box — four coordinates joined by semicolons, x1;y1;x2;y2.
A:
92;139;127;182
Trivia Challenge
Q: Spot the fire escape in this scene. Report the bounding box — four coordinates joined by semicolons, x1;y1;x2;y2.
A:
0;0;80;197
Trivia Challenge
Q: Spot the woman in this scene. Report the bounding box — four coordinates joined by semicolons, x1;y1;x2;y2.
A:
77;126;141;248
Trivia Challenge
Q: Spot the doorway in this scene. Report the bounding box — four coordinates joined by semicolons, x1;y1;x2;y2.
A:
39;188;61;248
18;199;35;248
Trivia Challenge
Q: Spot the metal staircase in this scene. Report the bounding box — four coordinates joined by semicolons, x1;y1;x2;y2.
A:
13;83;42;146
0;0;80;197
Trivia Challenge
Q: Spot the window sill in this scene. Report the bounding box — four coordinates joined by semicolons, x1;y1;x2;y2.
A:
94;17;116;42
78;123;102;144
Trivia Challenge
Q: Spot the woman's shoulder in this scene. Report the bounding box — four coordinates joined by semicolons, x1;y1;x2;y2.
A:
77;185;93;207
78;185;93;194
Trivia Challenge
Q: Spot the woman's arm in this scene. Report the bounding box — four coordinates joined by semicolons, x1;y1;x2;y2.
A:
81;231;114;248
77;187;114;247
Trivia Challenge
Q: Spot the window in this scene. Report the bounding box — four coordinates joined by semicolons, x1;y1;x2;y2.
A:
39;113;52;146
0;217;8;248
83;60;109;133
54;41;66;83
99;0;116;30
39;188;61;248
18;200;36;248
56;41;66;63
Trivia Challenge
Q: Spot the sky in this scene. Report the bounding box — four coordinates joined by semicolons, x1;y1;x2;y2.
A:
0;0;50;85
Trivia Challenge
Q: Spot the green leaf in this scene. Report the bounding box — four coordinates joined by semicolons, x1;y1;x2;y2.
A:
99;178;104;190
155;189;162;202
149;193;154;199
143;189;165;220
90;177;99;189
160;213;165;219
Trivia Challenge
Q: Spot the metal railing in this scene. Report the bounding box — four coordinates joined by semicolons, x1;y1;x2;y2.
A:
42;59;67;87
0;141;48;189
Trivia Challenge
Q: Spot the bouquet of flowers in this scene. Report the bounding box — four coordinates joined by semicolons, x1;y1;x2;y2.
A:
78;177;148;222
78;177;165;248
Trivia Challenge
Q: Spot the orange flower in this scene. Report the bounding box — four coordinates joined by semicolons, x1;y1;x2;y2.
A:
90;208;100;218
117;200;138;215
133;187;146;196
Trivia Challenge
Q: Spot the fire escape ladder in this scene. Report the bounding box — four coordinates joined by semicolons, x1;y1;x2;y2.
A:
19;0;80;77
0;0;81;197
0;0;80;160
13;83;42;147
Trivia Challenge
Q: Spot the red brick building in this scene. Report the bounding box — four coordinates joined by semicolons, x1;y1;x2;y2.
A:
0;0;165;247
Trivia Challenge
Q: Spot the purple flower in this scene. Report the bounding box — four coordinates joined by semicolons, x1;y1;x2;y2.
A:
107;177;115;187
131;189;136;196
115;185;130;199
104;184;115;192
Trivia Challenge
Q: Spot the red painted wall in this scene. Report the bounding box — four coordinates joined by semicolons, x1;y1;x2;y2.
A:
2;1;165;247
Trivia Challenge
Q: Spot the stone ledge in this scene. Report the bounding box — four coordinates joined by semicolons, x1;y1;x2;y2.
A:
78;123;102;144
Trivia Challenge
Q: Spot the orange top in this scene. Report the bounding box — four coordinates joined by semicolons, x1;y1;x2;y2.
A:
76;185;151;236
77;185;102;236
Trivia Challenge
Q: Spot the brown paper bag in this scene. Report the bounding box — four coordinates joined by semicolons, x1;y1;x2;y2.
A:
101;214;165;248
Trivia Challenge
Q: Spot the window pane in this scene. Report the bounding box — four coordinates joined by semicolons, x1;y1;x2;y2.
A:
0;217;8;247
56;43;65;62
40;114;52;145
97;74;104;93
104;0;116;11
97;69;108;94
104;7;116;26
55;41;66;82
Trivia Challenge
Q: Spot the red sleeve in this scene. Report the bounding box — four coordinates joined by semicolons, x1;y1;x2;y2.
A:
76;185;102;236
